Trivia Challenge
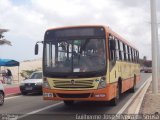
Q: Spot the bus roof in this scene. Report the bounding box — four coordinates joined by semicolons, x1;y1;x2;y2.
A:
47;25;138;51
104;26;138;51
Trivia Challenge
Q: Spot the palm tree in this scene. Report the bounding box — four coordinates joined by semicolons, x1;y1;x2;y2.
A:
0;29;11;46
0;39;12;46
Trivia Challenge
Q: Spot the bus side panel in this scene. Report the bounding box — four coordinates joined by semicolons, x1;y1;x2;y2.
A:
121;77;134;93
109;61;140;94
121;63;140;93
106;82;117;100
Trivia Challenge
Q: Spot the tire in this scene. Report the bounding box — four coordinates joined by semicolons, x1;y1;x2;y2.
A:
110;84;120;106
21;92;27;95
63;100;74;106
0;91;4;106
130;77;136;93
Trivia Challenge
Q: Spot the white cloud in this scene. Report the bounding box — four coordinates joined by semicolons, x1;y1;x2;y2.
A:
0;0;159;60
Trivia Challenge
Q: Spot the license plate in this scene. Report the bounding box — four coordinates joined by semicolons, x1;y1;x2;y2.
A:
25;87;32;90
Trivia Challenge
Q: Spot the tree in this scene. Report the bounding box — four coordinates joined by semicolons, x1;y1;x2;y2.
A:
0;39;12;46
143;56;147;66
143;56;147;61
0;29;11;46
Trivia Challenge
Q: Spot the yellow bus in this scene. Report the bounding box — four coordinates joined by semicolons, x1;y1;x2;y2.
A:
35;25;140;106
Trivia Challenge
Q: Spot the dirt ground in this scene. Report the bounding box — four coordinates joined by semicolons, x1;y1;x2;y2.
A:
140;81;160;114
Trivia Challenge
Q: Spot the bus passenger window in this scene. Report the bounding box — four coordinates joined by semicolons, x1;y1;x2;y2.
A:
136;51;139;63
131;48;134;62
134;50;136;63
109;36;116;61
119;41;124;61
137;52;139;63
123;43;126;61
115;39;120;60
125;44;128;61
127;46;130;61
129;47;132;62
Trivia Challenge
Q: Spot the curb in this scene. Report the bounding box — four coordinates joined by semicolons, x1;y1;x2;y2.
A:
117;76;152;114
127;76;152;114
5;93;21;98
4;85;21;97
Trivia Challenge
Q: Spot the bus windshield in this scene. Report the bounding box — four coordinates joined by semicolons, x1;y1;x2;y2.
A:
44;38;106;75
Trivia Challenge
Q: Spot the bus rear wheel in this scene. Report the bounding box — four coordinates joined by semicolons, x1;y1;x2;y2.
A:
21;91;27;95
0;91;4;105
130;78;136;93
109;84;120;106
63;100;74;106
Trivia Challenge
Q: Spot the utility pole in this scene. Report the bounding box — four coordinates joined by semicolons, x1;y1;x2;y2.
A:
150;0;159;94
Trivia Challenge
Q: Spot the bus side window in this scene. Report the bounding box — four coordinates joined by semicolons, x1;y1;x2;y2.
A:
128;46;130;62
123;43;126;61
125;44;128;61
137;51;139;63
127;46;130;62
136;51;139;63
119;41;124;61
135;50;137;63
109;35;116;61
134;50;136;63
129;47;132;62
132;49;134;62
131;48;134;62
115;39;120;60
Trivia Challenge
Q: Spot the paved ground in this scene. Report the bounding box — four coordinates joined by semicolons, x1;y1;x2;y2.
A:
0;73;151;120
140;76;160;114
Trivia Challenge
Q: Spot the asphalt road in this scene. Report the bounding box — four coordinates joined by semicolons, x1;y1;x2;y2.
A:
0;73;151;120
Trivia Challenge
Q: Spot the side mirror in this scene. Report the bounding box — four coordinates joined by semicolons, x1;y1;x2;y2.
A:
35;44;39;55
109;40;116;50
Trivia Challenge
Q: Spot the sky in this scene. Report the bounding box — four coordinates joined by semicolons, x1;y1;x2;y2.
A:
0;0;160;61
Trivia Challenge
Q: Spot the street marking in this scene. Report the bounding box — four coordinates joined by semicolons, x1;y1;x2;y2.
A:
18;102;63;119
5;95;22;100
117;76;152;114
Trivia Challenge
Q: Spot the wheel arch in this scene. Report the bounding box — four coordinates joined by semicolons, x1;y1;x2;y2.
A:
118;77;122;93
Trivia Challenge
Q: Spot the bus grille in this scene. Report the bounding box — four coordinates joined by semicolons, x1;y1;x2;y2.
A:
57;93;91;98
53;80;94;88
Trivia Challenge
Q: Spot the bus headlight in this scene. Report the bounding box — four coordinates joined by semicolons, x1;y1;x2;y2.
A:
35;82;42;86
43;77;50;88
97;77;106;89
20;82;25;86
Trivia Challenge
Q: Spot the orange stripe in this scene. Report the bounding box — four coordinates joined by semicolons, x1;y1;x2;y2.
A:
121;78;133;93
121;75;141;93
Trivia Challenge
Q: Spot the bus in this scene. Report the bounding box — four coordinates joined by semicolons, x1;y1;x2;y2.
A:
35;25;140;106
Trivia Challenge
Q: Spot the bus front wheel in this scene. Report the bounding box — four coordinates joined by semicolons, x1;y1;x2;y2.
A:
109;84;120;106
63;100;74;106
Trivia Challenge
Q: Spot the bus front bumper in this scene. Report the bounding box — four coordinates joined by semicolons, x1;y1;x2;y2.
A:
42;85;116;101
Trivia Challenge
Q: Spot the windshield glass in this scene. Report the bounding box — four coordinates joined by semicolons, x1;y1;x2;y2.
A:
30;72;42;79
44;38;106;74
